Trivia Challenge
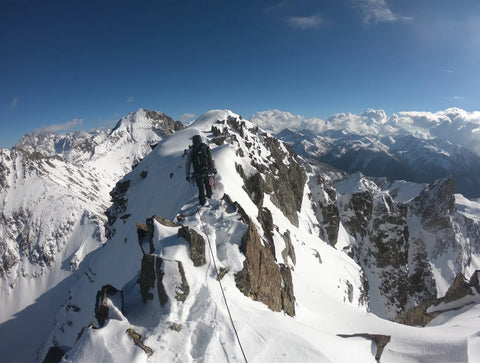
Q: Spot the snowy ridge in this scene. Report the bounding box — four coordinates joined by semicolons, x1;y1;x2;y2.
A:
0;109;180;360
40;110;370;362
36;110;480;363
3;108;480;362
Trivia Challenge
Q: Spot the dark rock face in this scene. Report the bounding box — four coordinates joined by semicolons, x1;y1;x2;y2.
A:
224;115;307;227
279;264;295;316
281;230;296;266
136;222;154;255
396;271;480;327
406;176;480;303
308;173;480;319
94;284;124;327
105;179;130;239
341;191;373;239
308;174;342;246
137;254;168;305
244;173;265;208
340;191;410;317
235;218;295;316
137;254;192;306
410;177;455;230
259;207;275;257
178;226;206;267
407;237;437;308
264;137;307;227
42;346;65;363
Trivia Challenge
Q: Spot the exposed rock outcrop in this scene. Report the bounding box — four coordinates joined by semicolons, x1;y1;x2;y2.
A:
337;333;391;362
138;254;168;305
126;328;153;357
395;271;480;327
309;172;480;319
224;115;307;227
235;218;295;316
178;226;206;267
137;253;190;306
106;179;130;238
42;346;65;363
338;189;409;318
94;284;124;327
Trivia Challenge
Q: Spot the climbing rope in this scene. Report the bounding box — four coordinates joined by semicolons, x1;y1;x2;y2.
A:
188;182;249;363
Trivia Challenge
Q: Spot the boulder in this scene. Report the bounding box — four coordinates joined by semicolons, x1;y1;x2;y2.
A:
178;226;206;267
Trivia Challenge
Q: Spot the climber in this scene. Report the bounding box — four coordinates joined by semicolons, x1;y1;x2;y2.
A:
185;134;217;205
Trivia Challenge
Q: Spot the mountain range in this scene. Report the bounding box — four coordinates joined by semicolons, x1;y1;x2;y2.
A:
1;108;480;362
276;109;480;199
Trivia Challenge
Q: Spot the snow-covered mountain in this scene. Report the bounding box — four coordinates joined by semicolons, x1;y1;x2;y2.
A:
277;128;480;199
3;108;480;362
263;108;480;199
310;170;480;319
0;109;181;356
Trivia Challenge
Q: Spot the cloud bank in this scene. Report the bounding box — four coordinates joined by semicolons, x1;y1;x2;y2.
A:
251;110;325;133
251;108;480;155
251;109;388;135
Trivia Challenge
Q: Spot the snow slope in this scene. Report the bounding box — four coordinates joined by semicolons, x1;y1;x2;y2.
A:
0;109;180;362
35;110;480;363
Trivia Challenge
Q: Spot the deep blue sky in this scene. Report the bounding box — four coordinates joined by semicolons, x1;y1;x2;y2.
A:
1;0;479;147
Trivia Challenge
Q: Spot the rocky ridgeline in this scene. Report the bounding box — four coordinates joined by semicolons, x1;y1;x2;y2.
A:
104;114;302;317
396;271;480;327
0;109;181;284
309;172;480;319
43;113;312;361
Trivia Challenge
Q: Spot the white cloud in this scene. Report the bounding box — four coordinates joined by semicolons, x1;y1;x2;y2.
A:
44;118;84;132
253;108;480;156
453;96;464;100
11;97;19;110
127;97;134;103
326;110;388;135
179;113;196;123
393;108;480;155
352;0;403;24
251;110;325;133
287;15;324;29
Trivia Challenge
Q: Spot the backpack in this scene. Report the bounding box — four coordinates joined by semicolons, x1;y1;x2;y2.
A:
191;143;212;174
